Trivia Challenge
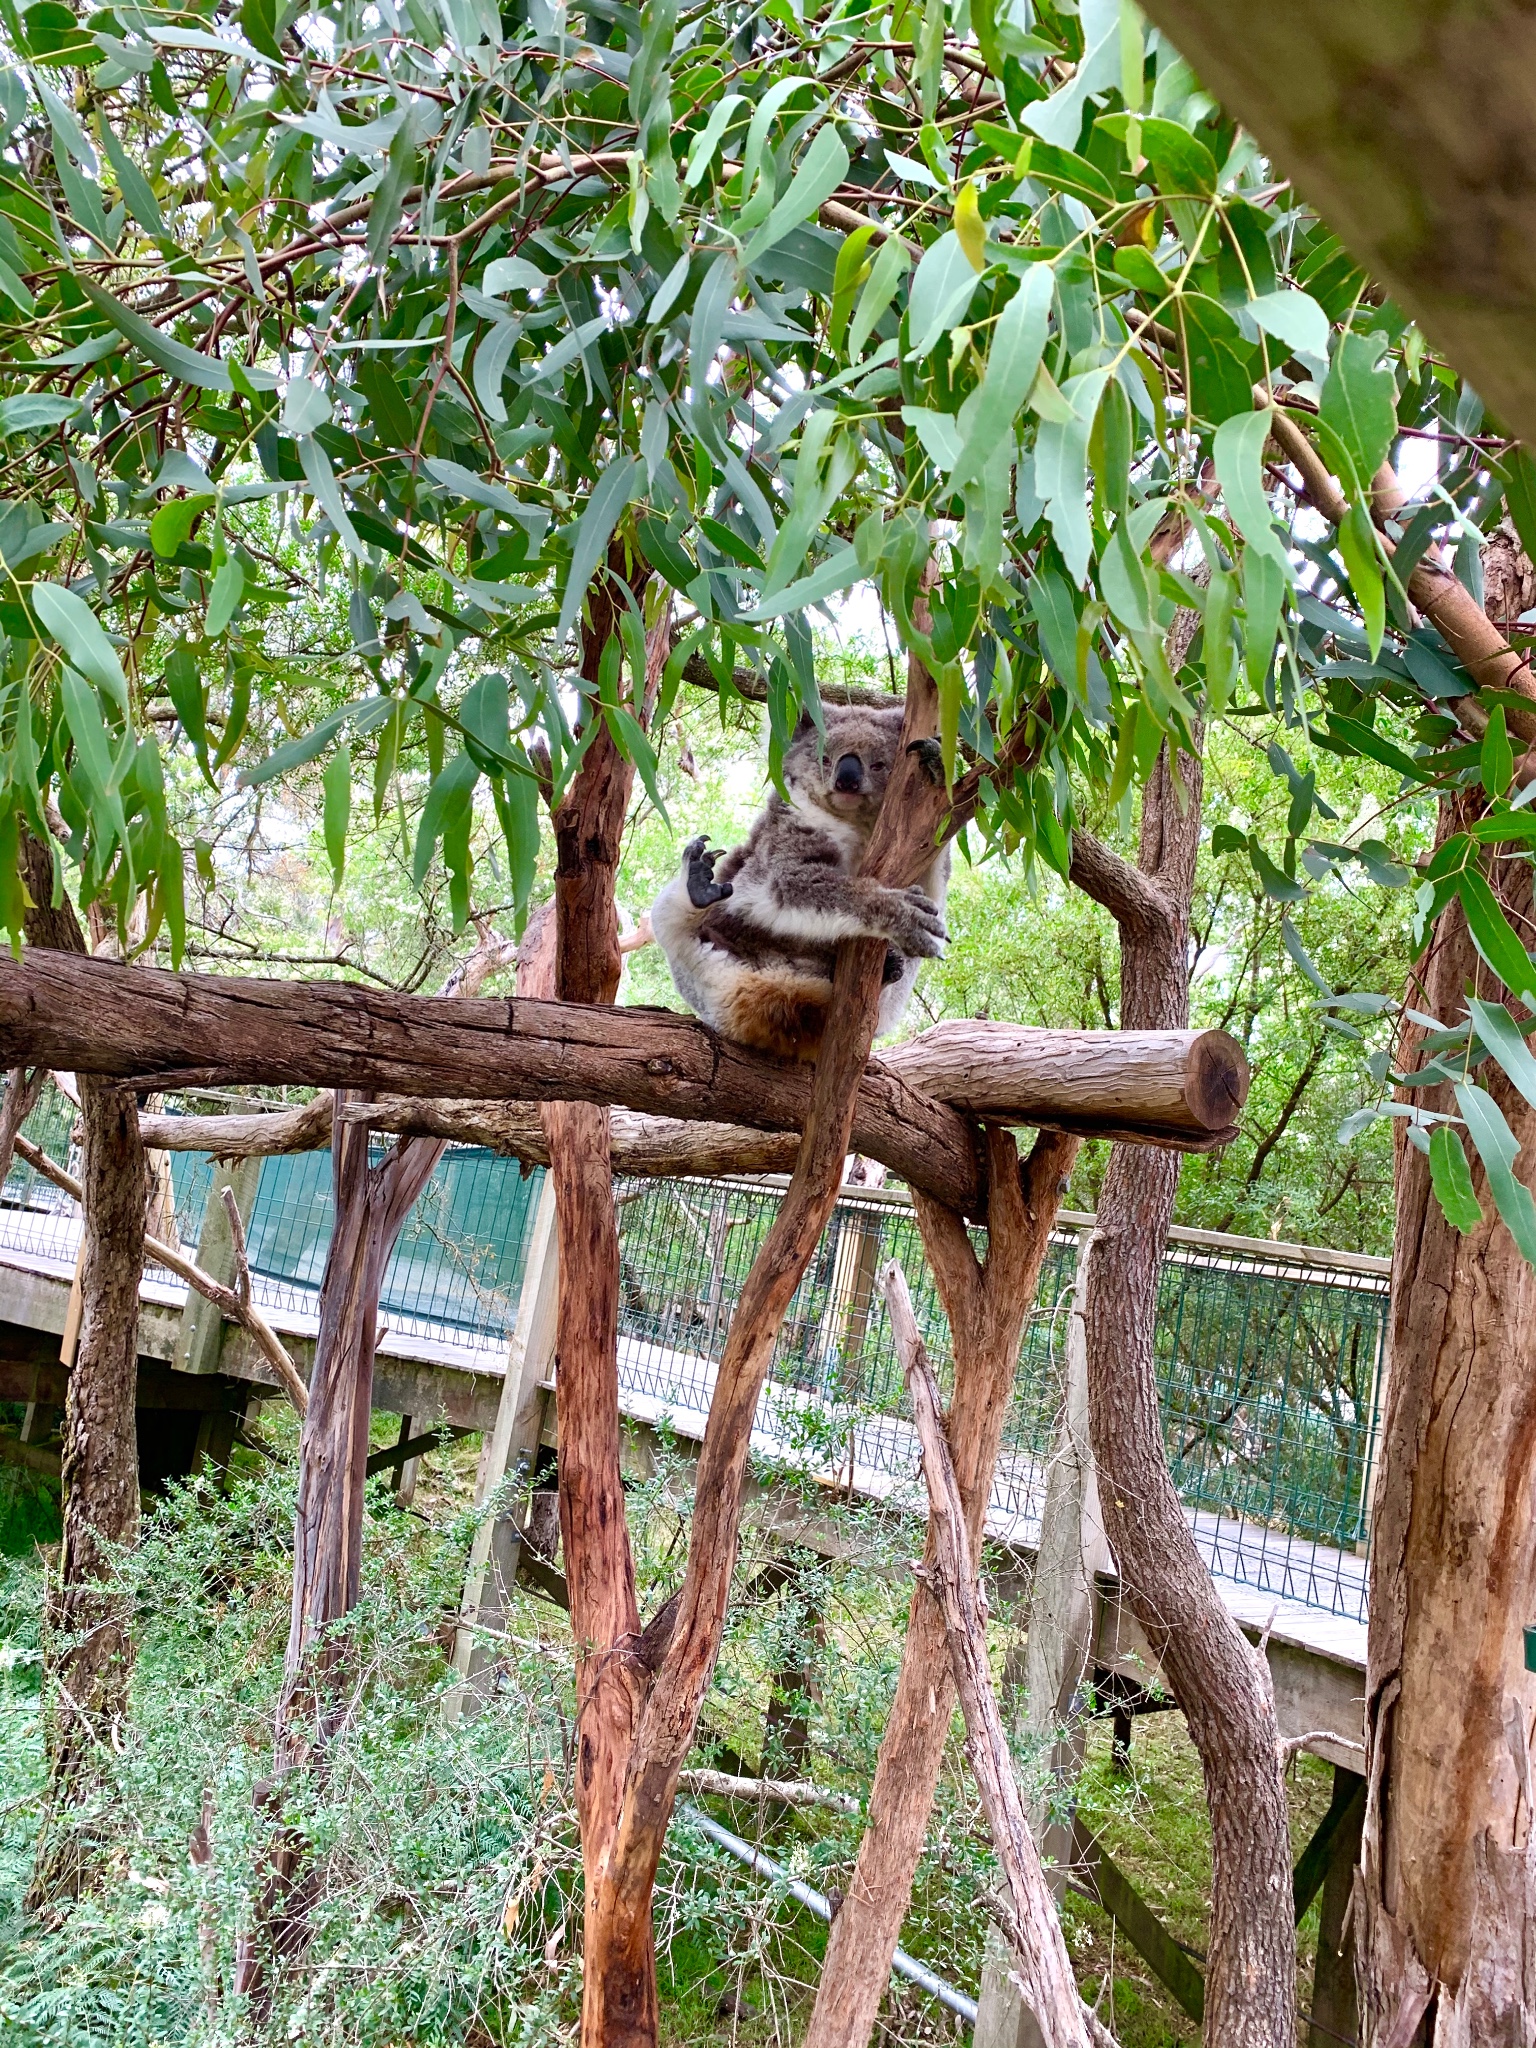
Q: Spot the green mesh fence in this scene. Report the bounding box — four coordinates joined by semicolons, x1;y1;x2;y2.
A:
609;1177;1384;1624
0;1087;1385;1622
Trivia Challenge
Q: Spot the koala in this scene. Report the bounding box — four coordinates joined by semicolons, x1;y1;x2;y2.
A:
650;704;949;1061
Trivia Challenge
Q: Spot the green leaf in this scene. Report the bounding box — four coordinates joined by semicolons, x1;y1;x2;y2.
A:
240;0;285;59
848;235;910;361
1482;703;1514;800
0;258;35;316
1202;566;1236;714
1029;565;1082;697
322;745;351;885
605;703;670;824
1281;915;1330;992
0;394;80;437
472;317;521;424
737;541;861;621
1179;295;1259;426
1213;408;1287;562
205;558;245;638
1502;446;1536;570
1246;289;1329;375
1468;997;1536;1111
98;120;165;235
491;767;540;930
1321;712;1424;781
413;750;480;889
1140;117;1218;197
1019;140;1115;209
907;231;981;360
949;261;1054;492
33;584;129;715
357;359;416;449
1456;1082;1536;1264
1428;1123;1484;1235
240;696;393;788
57;663;118;800
828;223;877;353
149;493;215;558
1249;839;1306;902
685;92;748;187
79;279;252;394
557;453;642;646
1035;368;1110;586
163;642;211;782
1337;501;1385;658
744;124;849;263
1458;865;1536;1005
297;436;363;558
1321;331;1396;483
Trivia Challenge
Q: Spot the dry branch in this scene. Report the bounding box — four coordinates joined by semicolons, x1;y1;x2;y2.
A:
886;1258;1099;2048
11;1132;308;1416
676;1769;858;1815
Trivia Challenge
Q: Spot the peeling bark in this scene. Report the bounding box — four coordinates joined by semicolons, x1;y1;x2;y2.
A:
1355;832;1536;2046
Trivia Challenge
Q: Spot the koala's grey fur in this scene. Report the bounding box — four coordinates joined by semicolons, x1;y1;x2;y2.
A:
649;704;949;1060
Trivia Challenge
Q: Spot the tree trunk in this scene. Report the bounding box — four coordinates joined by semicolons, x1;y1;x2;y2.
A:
1072;745;1297;2048
19;834;147;1913
803;1125;1076;2048
1354;805;1536;2045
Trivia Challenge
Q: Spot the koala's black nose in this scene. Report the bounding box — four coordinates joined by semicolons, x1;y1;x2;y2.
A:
832;753;864;795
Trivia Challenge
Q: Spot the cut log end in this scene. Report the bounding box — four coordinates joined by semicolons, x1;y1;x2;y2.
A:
1185;1028;1250;1131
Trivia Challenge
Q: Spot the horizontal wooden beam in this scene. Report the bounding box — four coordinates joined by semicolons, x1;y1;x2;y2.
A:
0;953;1249;1212
0;950;984;1212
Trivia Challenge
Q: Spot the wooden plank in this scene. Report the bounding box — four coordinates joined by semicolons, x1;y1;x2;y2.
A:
1293;1768;1366;1924
363;1423;472;1477
1072;1815;1205;2024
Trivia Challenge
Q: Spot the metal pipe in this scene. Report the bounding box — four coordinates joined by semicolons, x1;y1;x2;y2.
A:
680;1803;979;2027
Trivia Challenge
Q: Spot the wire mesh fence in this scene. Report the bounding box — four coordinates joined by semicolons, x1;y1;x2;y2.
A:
0;1086;1388;1621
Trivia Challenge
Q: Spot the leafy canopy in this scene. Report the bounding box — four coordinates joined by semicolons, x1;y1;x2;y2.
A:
3;0;1536;1246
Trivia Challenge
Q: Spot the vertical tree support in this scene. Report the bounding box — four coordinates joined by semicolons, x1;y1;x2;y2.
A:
234;1094;446;1995
1070;742;1297;2048
20;833;147;1913
803;1123;1077;2048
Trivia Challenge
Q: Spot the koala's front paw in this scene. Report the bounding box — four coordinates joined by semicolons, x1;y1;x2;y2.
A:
879;884;947;958
684;835;733;910
906;736;946;786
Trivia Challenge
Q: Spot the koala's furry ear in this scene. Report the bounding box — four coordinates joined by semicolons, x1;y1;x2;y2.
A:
791;706;817;741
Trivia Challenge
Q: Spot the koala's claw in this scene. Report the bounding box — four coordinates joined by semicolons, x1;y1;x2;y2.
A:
907;736;946;786
878;884;947;959
684;835;733;910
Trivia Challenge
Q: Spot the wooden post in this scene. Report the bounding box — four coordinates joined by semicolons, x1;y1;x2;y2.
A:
887;1257;1091;2048
1308;1767;1364;2048
175;1155;263;1377
804;1128;1078;2048
978;1224;1113;2048
444;1171;560;1714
